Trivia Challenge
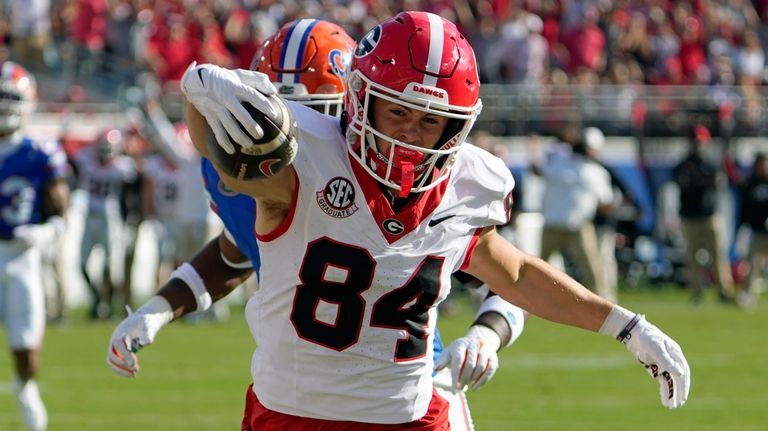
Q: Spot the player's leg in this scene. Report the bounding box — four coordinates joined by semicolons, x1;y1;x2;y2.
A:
574;222;614;302
104;212;127;317
538;226;559;264
741;232;768;307
120;221;140;312
681;219;706;302
5;245;48;431
596;225;619;300
79;216;105;318
707;215;735;300
432;368;475;431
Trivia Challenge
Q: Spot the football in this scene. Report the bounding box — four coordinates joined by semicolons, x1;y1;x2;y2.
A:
205;94;298;180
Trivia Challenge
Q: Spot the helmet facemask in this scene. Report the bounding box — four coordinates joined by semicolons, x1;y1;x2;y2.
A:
275;82;345;117
346;70;480;197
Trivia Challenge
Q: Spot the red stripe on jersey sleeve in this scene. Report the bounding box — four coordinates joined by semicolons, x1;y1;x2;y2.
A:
459;227;483;271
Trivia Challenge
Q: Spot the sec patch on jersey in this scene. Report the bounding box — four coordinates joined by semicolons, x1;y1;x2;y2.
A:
205;95;298;180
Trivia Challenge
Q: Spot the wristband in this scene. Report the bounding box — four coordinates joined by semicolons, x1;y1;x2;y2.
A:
221;229;253;269
616;314;643;343
474;295;526;348
169;263;212;311
598;305;636;340
220;251;253;269
136;295;174;323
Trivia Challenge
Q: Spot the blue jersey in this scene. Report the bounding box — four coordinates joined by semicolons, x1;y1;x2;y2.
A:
0;137;67;239
200;157;447;359
200;158;261;271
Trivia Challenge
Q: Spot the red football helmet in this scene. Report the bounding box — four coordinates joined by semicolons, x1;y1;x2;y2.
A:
0;61;37;136
345;11;483;194
251;19;354;117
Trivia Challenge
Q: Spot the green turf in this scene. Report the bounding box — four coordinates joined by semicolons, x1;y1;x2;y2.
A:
1;286;765;430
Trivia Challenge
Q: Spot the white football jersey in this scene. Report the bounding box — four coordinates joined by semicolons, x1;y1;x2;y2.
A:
245;105;515;424
143;154;179;219
74;148;137;214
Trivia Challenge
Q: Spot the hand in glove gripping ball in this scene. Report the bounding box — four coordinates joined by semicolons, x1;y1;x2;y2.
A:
181;62;297;180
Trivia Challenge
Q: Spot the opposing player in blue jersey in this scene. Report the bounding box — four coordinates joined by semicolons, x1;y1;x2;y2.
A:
108;19;525;430
0;61;70;431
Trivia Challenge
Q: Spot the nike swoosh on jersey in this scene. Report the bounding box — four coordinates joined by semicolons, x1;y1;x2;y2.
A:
428;215;454;227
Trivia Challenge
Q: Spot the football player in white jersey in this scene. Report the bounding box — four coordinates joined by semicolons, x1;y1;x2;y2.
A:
108;12;690;430
112;18;523;430
0;61;70;431
140;150;182;285
247;19;527;430
72;128;138;319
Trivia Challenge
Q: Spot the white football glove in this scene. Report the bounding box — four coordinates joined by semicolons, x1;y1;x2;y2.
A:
434;325;500;391
13;217;65;249
106;296;174;378
601;306;691;409
180;62;278;154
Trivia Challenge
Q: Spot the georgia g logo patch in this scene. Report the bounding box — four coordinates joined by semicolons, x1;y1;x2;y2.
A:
316;177;358;218
355;25;381;58
382;218;405;235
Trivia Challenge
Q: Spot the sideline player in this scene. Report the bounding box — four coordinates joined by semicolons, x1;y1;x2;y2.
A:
111;12;689;429
72;129;137;319
0;61;70;431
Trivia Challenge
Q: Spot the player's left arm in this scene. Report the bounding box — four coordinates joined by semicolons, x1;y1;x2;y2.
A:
43;177;70;218
107;231;253;377
465;227;691;409
435;289;528;391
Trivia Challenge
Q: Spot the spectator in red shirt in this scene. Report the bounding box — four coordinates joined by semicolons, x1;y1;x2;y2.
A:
678;18;709;83
562;6;606;74
68;0;108;81
224;9;260;70
145;14;199;84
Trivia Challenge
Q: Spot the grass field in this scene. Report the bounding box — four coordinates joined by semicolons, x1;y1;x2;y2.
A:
1;286;765;430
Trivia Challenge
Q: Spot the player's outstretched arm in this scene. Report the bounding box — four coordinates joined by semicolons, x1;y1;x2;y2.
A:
435;292;527;391
107;232;253;378
181;63;297;207
465;227;691;409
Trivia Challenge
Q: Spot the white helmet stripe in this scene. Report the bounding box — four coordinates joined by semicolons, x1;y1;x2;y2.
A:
422;13;444;88
278;19;317;84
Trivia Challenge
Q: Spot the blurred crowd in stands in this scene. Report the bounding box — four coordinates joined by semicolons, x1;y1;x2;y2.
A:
3;0;768;101
0;0;766;318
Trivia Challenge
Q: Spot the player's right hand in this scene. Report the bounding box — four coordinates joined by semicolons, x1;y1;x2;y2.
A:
13;217;65;249
434;325;501;391
180;62;279;154
106;296;174;378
